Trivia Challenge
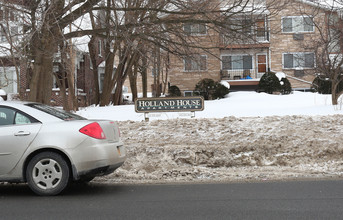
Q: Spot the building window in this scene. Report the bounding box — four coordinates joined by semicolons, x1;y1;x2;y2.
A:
184;55;207;71
184;91;200;97
151;68;158;77
221;55;253;70
89;57;93;69
229;18;253;35
10;26;18;41
0;67;17;93
283;52;315;69
184;23;207;35
98;40;102;56
328;28;341;53
99;70;105;92
0;29;7;43
282;16;314;33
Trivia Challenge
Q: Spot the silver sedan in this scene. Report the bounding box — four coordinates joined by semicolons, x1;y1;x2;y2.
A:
0;101;126;196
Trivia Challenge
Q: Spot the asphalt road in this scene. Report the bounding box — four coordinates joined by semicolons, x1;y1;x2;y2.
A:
1;180;343;220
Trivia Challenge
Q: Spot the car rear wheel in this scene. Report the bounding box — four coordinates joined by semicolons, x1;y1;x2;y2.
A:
26;152;70;196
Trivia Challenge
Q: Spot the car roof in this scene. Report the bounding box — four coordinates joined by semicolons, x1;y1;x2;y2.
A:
0;101;63;123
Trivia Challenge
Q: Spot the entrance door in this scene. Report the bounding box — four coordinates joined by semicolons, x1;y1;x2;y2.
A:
257;54;267;73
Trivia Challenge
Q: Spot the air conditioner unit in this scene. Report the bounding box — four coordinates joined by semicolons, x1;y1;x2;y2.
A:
294;69;304;77
221;70;230;79
293;33;304;41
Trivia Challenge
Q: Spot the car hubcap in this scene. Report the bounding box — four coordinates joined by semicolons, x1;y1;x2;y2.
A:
32;158;63;190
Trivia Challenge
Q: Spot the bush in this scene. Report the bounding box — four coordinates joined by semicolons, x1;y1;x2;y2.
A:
312;76;343;94
194;78;229;100
312;77;332;94
280;77;292;95
168;85;181;97
258;72;282;94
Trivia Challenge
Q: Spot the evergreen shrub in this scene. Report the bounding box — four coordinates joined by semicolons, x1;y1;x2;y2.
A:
258;72;282;94
280;77;292;95
194;78;229;100
311;76;339;94
168;85;181;97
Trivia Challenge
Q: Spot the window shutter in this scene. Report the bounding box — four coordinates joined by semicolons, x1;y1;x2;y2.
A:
284;54;294;68
184;23;191;35
222;56;231;70
282;18;292;32
184;57;192;71
200;55;207;70
304;53;314;68
199;24;206;34
303;17;314;32
243;56;252;69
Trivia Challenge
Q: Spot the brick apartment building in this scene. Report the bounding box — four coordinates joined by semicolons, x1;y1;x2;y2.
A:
167;0;343;95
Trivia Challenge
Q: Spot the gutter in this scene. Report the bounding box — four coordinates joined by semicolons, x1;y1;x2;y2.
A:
285;74;313;85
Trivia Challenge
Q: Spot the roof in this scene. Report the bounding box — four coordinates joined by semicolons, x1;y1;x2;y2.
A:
297;0;343;17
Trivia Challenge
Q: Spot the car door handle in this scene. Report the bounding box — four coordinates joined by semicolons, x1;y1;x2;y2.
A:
14;131;31;136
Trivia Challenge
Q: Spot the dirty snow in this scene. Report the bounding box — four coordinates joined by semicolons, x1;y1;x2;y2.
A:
77;92;343;184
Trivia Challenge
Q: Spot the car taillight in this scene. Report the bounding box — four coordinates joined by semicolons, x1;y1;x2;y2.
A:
79;122;106;139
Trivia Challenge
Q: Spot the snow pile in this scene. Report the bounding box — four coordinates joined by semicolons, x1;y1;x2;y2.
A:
98;115;343;184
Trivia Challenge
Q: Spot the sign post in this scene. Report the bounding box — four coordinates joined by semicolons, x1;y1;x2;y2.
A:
135;96;204;121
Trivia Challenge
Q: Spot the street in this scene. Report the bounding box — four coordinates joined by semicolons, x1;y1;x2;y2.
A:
1;180;343;219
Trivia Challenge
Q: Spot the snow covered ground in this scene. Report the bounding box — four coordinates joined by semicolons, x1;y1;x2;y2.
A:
77;92;343;184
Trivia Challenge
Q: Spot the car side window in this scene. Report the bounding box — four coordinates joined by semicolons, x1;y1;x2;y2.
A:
0;107;15;126
15;112;32;125
0;106;39;126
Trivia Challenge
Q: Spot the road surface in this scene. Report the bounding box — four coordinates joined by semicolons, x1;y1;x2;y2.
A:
0;180;343;219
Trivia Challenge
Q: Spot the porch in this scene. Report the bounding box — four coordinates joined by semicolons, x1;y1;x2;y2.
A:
220;69;265;80
221;69;263;91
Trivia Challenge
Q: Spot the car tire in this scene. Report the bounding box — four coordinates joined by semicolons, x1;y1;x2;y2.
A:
26;152;70;196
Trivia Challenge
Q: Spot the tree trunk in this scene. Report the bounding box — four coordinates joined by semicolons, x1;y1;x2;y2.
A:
156;47;161;97
141;56;148;98
66;45;78;111
28;0;65;105
332;81;339;105
128;61;138;102
99;50;116;106
88;37;100;105
28;44;54;104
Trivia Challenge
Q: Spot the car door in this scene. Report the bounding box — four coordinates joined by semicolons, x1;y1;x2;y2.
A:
0;106;42;175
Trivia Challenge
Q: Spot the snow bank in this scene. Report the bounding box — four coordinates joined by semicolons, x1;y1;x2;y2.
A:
97;115;343;184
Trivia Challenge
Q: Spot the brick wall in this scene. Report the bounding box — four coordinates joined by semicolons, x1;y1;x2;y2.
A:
168;24;222;94
268;0;328;88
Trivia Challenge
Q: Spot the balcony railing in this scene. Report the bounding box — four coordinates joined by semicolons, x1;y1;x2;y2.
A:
221;69;265;80
220;31;269;46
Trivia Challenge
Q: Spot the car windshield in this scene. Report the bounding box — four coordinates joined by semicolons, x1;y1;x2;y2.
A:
27;103;86;121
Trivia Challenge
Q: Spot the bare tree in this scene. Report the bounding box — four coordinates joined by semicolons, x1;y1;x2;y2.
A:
305;0;343;105
22;0;102;105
